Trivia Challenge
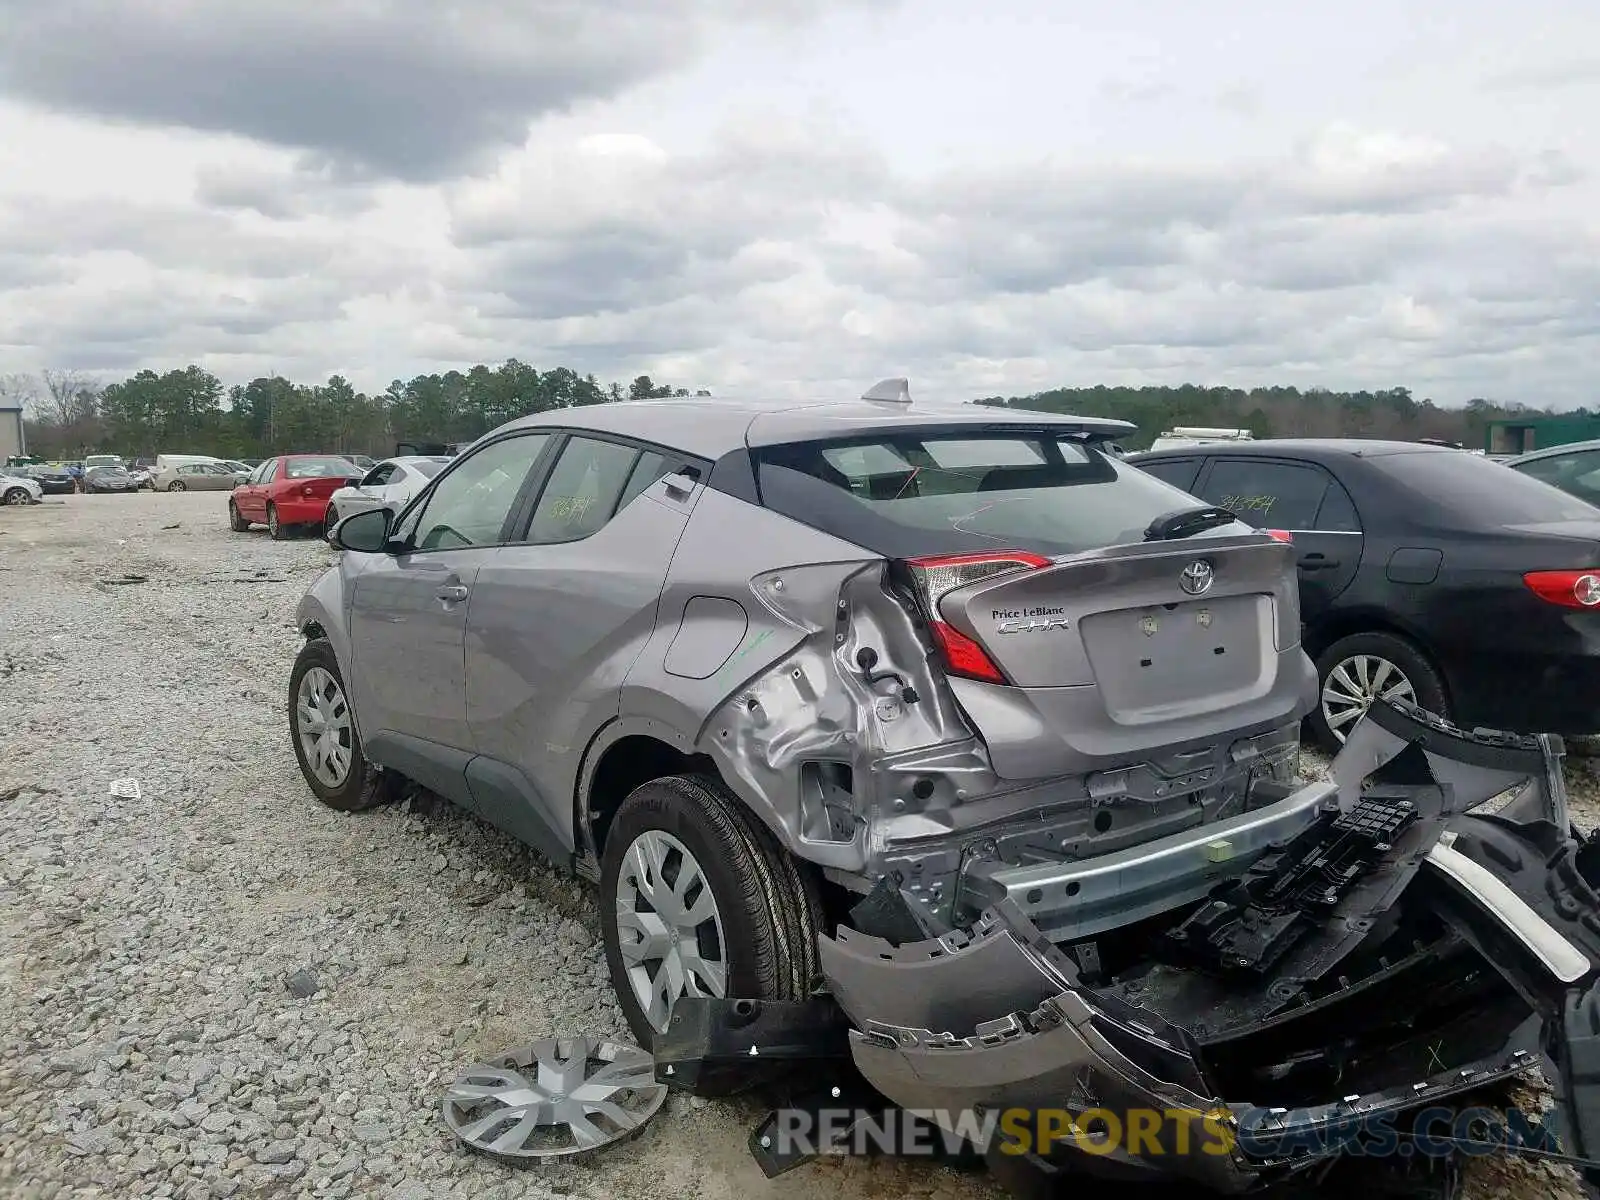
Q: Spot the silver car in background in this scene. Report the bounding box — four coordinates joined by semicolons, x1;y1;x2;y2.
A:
155;462;239;492
322;455;452;538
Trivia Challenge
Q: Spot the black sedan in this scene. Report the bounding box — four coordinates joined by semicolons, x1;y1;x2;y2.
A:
1127;439;1600;744
83;465;141;493
20;464;76;494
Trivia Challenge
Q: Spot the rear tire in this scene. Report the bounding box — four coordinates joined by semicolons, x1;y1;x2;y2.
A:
1309;631;1448;749
599;774;824;1059
267;503;286;540
288;639;388;811
228;500;249;532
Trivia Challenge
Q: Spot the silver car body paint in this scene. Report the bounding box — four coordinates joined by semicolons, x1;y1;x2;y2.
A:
296;390;1314;917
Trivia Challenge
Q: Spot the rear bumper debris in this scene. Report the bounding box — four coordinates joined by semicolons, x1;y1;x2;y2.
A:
665;698;1600;1195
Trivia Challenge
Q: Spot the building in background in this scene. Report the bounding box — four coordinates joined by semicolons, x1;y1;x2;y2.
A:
1485;414;1600;455
0;404;24;460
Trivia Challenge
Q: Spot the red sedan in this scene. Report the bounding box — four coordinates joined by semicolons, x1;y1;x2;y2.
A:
229;455;362;540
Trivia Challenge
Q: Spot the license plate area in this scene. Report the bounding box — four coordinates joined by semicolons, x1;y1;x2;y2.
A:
1080;595;1270;723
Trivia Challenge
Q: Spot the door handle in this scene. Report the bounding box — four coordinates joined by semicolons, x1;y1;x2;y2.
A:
436;584;469;602
1298;553;1340;571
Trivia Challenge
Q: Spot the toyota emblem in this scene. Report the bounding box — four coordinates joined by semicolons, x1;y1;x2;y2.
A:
1179;560;1214;596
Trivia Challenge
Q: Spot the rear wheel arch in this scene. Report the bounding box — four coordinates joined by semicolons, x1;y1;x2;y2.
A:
578;725;714;866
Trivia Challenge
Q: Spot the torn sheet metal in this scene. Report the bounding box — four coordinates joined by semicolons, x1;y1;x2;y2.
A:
807;699;1600;1195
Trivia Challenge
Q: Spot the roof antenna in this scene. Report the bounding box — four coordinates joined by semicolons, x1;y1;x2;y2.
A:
861;377;912;405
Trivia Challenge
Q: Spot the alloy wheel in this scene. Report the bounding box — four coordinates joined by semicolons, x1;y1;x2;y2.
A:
295;666;353;787
169;481;185;491
2;487;29;505
1320;653;1417;743
612;829;727;1032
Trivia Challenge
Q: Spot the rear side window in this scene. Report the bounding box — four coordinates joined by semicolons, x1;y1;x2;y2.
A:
1195;459;1331;529
752;432;1250;558
523;436;641;543
616;450;673;511
1377;450;1600;523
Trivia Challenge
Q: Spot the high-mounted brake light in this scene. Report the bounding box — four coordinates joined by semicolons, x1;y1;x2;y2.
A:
1524;570;1600;609
901;550;1052;685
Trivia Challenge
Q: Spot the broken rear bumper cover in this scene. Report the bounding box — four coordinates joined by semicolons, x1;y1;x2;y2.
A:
667;700;1600;1192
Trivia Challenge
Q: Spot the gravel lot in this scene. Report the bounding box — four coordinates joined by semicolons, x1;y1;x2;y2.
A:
2;492;1597;1200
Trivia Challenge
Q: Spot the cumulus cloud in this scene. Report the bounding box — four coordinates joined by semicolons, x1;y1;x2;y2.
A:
0;0;894;182
1;0;1599;407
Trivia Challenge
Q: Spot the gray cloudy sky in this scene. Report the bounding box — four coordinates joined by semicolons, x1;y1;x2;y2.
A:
1;0;1597;404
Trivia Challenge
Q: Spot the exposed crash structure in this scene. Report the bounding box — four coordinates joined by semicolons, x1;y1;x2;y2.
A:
286;384;1600;1194
655;700;1600;1196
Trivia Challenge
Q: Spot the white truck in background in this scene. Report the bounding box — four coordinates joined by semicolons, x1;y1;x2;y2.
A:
1146;426;1256;451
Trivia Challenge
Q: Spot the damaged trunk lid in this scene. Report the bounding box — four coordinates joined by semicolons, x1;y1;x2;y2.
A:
747;423;1315;776
913;537;1307;771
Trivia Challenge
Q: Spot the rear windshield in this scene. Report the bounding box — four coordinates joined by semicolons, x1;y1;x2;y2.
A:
413;459;447;478
753;432;1253;557
1369;450;1600;525
286;457;358;479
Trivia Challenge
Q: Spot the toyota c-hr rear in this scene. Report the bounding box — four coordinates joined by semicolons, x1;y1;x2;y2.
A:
289;381;1313;1050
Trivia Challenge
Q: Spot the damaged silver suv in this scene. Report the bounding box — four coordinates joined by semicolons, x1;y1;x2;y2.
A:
290;379;1311;1044
291;383;1600;1192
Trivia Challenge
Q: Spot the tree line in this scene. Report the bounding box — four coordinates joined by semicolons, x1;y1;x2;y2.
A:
1;360;1565;460
2;362;709;461
976;384;1559;450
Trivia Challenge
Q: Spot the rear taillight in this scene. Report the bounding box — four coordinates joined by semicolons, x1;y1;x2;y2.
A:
901;550;1052;685
1264;529;1293;543
1524;570;1600;609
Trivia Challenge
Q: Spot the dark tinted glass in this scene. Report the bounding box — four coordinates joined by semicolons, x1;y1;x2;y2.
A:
1195;459;1330;529
1135;457;1202;492
1314;481;1362;532
754;432;1251;557
1376;450;1600;524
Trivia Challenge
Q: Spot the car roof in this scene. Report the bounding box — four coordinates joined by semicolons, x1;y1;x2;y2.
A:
1506;438;1600;465
491;386;1135;459
1130;438;1464;461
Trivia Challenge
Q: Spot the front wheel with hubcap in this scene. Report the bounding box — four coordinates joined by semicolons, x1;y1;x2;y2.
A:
599;774;824;1060
168;480;186;492
288;638;386;811
1309;631;1448;748
323;506;338;540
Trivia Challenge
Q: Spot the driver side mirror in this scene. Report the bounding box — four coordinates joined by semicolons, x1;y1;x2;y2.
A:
333;506;393;553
